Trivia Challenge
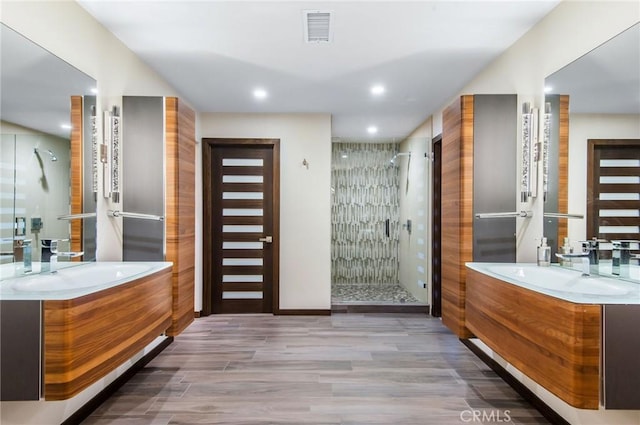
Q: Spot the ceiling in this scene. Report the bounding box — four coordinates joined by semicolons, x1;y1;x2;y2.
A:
76;0;561;141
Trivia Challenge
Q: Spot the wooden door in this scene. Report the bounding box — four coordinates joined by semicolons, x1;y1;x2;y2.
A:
203;138;279;314
587;139;640;242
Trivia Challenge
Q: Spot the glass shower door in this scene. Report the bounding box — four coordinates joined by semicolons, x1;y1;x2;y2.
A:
331;143;400;285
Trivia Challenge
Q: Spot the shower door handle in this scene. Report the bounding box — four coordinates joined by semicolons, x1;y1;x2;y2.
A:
385;219;390;238
259;236;273;243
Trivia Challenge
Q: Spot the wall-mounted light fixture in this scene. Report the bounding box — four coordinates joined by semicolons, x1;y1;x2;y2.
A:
102;106;120;202
521;102;539;202
542;102;551;202
91;105;98;200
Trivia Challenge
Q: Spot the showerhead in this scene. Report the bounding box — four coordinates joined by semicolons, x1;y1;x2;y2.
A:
34;148;57;162
389;152;411;165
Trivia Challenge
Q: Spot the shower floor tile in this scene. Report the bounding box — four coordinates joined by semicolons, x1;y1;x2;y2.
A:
332;283;423;304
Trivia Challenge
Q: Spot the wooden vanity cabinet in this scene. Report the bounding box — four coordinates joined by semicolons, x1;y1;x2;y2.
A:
43;267;172;400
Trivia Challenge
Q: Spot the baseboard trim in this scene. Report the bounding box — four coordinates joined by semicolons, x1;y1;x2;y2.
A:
461;338;570;425
194;310;201;318
276;309;331;316
61;336;174;425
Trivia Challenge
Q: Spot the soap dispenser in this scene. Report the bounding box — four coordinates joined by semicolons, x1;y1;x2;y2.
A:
559;237;573;267
537;237;551;267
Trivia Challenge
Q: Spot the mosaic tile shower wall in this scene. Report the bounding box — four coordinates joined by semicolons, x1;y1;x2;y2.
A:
331;143;400;284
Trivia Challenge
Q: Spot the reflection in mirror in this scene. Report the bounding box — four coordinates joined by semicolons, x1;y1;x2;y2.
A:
544;23;640;282
0;23;97;277
542;94;569;261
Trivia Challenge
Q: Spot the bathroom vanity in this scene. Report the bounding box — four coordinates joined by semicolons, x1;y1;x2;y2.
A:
0;262;172;401
465;263;640;410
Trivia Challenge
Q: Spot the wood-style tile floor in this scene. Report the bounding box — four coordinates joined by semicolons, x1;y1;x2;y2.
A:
84;314;550;425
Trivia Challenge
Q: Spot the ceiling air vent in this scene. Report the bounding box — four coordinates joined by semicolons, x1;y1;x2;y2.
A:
303;10;333;43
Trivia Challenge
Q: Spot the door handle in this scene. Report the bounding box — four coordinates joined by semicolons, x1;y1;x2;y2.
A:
259;236;273;243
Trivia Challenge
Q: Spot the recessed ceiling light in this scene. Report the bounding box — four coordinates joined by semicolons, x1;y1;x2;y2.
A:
367;126;378;135
60;123;72;130
544;86;553;93
253;89;268;100
371;85;385;96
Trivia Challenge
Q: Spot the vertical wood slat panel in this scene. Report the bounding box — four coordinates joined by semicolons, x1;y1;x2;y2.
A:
165;98;195;336
557;95;569;245
441;99;461;336
70;96;83;258
441;95;474;339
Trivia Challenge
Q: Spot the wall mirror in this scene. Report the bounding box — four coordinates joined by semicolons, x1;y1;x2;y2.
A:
544;22;640;282
0;23;97;277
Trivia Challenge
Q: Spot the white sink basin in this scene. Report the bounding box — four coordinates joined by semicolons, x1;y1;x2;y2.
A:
9;263;154;292
487;265;630;296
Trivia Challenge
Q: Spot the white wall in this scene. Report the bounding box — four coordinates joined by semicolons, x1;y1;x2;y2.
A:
199;113;332;310
1;0;187;262
398;118;432;303
567;113;640;243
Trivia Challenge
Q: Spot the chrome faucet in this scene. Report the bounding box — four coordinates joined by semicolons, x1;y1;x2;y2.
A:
40;239;54;273
555;252;591;276
42;239;83;273
580;238;601;274
555;238;602;276
612;240;636;278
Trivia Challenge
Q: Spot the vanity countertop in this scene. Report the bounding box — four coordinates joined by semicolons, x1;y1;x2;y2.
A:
466;262;640;305
0;261;173;301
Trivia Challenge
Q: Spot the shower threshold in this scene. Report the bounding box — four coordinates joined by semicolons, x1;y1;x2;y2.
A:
331;283;429;314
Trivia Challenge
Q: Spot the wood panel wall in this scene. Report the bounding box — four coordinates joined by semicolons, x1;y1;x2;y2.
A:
557;95;570;244
70;96;83;257
165;97;196;336
465;268;600;409
441;95;474;338
43;268;172;400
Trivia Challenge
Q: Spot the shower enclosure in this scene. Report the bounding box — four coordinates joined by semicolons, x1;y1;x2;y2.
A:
331;142;420;304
